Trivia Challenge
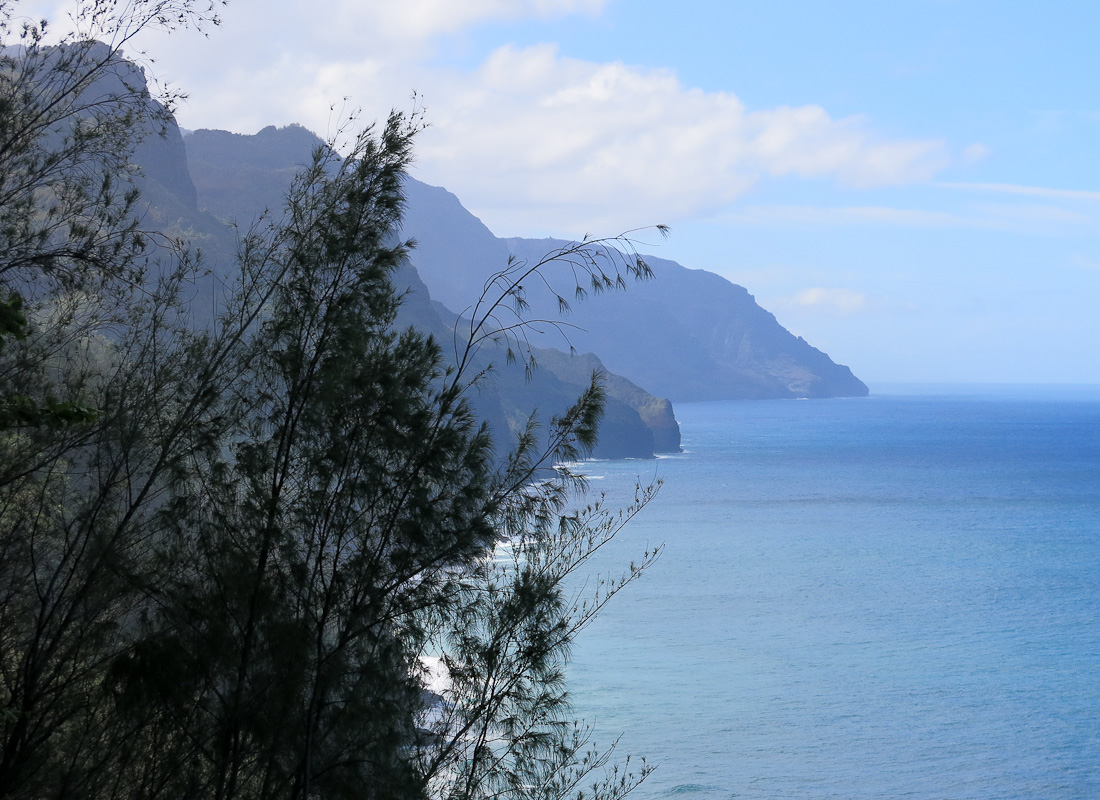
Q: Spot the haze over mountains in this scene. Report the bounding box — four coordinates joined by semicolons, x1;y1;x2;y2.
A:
400;180;868;403
134;114;867;460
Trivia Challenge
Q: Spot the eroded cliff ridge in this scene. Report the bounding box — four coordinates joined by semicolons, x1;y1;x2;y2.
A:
399;179;867;402
133;120;871;458
176;126;680;457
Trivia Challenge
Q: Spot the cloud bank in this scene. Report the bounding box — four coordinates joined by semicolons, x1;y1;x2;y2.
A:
789;287;869;315
21;0;953;236
365;0;609;40
412;45;950;235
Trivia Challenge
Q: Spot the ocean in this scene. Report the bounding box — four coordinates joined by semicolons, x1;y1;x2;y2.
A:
566;385;1100;800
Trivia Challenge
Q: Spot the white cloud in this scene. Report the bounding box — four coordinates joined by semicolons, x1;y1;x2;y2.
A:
721;205;970;228
962;143;990;164
411;44;950;235
366;0;608;40
971;202;1093;225
747;107;948;187
18;0;608;47
789;288;869;315
938;182;1100;201
1069;254;1100;272
720;200;1098;232
15;1;954;237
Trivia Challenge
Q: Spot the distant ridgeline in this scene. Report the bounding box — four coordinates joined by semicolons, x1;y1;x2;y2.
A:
136;120;866;460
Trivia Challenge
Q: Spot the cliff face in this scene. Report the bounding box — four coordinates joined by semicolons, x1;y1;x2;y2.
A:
504;241;868;401
182;126;865;402
139;119;870;458
424;293;678;459
397;182;867;401
182;125;323;223
26;49;677;460
180;126;677;459
527;349;681;454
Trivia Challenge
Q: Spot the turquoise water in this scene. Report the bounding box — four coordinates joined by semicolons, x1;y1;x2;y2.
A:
567;386;1100;799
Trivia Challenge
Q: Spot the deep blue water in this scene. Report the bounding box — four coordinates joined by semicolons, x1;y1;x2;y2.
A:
566;386;1100;800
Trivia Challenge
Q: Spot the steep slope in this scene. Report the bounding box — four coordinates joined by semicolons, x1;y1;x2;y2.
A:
182;124;324;224
182;126;675;458
505;240;868;401
398;182;867;401
185;128;864;401
527;348;681;453
428;301;678;458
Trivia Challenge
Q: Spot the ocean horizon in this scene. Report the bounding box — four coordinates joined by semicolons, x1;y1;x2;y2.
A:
567;384;1100;799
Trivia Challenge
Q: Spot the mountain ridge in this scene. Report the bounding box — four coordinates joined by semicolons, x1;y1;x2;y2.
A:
176;125;680;458
137;118;867;459
399;179;868;401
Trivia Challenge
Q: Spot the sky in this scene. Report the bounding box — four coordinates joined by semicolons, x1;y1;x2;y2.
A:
19;0;1100;385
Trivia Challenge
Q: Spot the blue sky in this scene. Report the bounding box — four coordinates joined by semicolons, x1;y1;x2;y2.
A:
24;0;1100;385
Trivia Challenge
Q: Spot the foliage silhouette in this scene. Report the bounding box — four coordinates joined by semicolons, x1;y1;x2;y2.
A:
0;4;661;798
